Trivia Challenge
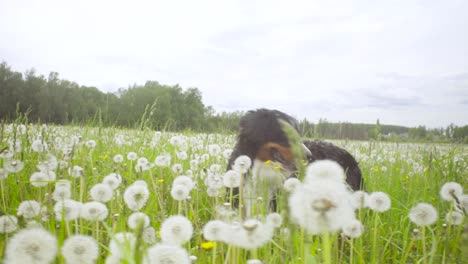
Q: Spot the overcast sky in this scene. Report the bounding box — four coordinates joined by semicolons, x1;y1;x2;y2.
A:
1;0;467;128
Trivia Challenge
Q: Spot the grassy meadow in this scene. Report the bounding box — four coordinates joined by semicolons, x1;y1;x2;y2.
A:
0;123;466;264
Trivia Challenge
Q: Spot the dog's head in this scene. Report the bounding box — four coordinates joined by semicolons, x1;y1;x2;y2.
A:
236;109;311;174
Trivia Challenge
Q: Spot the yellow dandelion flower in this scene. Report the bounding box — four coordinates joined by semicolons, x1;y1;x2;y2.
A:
274;165;281;171
265;160;271;165
158;179;164;183
201;241;215;249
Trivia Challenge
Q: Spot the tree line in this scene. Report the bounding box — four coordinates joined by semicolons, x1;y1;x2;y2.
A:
1;61;467;142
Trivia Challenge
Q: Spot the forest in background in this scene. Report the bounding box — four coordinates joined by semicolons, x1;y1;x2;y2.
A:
1;61;467;143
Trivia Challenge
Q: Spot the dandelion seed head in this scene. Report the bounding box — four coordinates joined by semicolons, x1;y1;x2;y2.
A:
103;173;122;190
62;235;99;264
127;212;150;230
17;200;41;219
342;219;364;238
0;215;18;234
155;153;171;167
5;159;25;173
351;191;369;209
30;171;50;187
208;144;222;156
203;220;227;241
172;163;184;174
31;139;47;152
124;184;150;211
146;243;190;264
143;226;157;244
233;155;252;173
113;154;124;163
171;184;190;201
172;175;195;190
445;211;464;225
80;202;108;221
223;170;241;188
160;215;193;245
440;182;463;201
266;213;283;228
0;168;8;180
90;183;113;203
5;228;58;264
409;203;438;226
69;165;84;178
283;177;301;192
367;192;391;212
109;232;136;259
127;152;138;161
305;160;345;184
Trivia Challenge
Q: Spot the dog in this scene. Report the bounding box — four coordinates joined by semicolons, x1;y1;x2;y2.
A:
227;109;364;216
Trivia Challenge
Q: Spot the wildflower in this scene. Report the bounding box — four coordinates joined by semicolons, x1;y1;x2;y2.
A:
90;183;113;203
17;200;41;219
172;175;195;190
171;184;190;201
305;160;345;184
109;232;136;259
351;191;369;209
440;182;463;201
134;180;148;187
127;212;150;230
226;219;274;250
458;194;468;212
176;151;188;160
5;159;25;173
0;147;14;159
103;173;122;190
127;152;138;161
223;170;241;188
85;140;97;149
113;154;124;163
266;212;283;228
62;235;99;264
80;202;108;221
30;171;50;187
54;199;81;221
207;186;223;197
342;219;364;238
37;154;58;171
189;159;199;170
124;183;150;211
155;153;171;167
289;181;354;234
283;177;301;192
445;211;464;225
208;144;222;156
0;215;18;233
143;226;157;244
31;139;48;152
200;241;216;249
69;165;84;178
223;149;233;159
146;243;190;264
210;164;222;173
4;228;57;264
53;181;72;201
160;215;193;245
203;220;228;241
0;168;9;180
233;155;252;173
409;203;438;226
172;163;184;174
367;192;391;212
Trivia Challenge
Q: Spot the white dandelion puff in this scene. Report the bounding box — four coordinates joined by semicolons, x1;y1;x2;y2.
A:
62;235;99;264
124;184;150;211
90;183;114;203
160;215;193;245
0;168;8;180
31;139;47;152
409;203;438;226
247;259;263;264
223;149;233;159
266;213;283;228
127;152;138;161
172;163;184;174
30;172;50;187
305;160;346;184
223;170;241;188
17;200;41;219
367;192;391;212
103;173;122;190
4;228;58;264
351;191;369;209
146;243;190;264
342;219;364;238
440;182;463;201
283;177;301;192
155;153;171;167
54;199;81;221
143;226;157;244
127;212;150;230
208;144;221;156
445;211;464;225
113;154;124;163
203;220;228;241
233;155;252;173
5;159;25;173
172;175;195;190
109;232;136;259
69;165;84;178
80;202;108;221
171;184;190;201
0;215;18;234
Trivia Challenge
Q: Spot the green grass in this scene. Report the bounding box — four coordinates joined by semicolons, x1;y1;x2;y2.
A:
0;123;466;263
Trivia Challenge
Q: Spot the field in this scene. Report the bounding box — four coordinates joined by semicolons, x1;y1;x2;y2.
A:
0;123;466;264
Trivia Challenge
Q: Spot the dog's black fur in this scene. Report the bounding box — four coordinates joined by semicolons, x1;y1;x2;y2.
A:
227;109;364;212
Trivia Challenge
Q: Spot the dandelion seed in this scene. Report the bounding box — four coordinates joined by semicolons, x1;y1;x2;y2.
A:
62;235;99;264
31;139;47;152
172;175;195;190
266;213;283;228
0;147;14;159
69;165;84;178
305;160;345;184
85;140;97;149
367;192;391;212
30;171;50;187
171;184;190;201
223;170;241;188
53;185;72;201
189;159;199;170
0;215;18;234
203;220;228;241
133;180;148;187
103;173;122;190
172;163;184;174
17;200;41;219
113;154;124;163
127;212;150;230
90;183;113;203
208;144;222;156
5;159;25;173
143;226;157;244
80;201;108;221
226;219;274;250
206;186;223;197
445;211;464;225
409;203;438;226
109;232;136;259
155;153;171;167
160;215;193;245
176;151;188;160
233;155;252;173
4;228;58;264
223;149;233;159
440;182;463;201
342;219;364;238
54;199;81;221
146;243;190;264
283;177;301;192
37;154;58;171
127;152;138;161
124;184;150;211
458;194;468;212
351;191;369;209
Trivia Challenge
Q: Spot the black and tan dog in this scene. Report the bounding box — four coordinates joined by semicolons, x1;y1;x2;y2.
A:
227;108;363;215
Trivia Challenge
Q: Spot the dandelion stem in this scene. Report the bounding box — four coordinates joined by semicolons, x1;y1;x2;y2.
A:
371;213;380;263
0;180;6;212
349;238;354;264
422;226;427;264
321;231;332;264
